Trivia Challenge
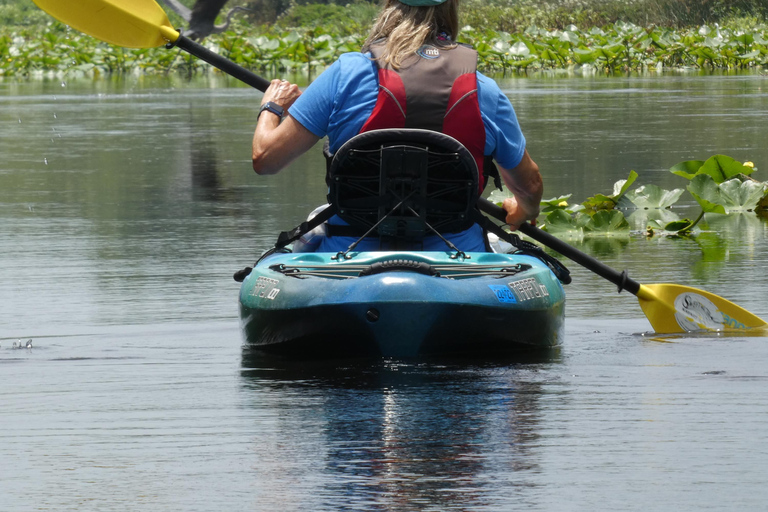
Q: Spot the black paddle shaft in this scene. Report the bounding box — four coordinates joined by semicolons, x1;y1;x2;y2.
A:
477;198;642;295
170;34;270;92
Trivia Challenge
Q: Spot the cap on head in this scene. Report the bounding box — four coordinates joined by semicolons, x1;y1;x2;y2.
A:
398;0;449;6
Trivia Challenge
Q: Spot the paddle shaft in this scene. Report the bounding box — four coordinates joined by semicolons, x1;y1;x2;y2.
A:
477;198;642;295
171;33;270;91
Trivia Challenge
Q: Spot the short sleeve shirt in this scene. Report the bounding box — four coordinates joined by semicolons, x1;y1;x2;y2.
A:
289;51;526;169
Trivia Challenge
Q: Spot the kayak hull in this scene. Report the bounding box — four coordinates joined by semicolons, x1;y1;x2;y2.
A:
239;251;565;359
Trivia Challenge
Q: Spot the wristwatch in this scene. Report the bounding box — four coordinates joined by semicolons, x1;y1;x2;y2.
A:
258;101;284;120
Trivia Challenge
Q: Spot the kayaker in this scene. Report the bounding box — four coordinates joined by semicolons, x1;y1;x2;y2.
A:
251;0;543;252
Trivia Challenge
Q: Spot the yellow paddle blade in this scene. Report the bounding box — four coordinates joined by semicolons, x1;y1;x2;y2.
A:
32;0;179;48
636;283;768;333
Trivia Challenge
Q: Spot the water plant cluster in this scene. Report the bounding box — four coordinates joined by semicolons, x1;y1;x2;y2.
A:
465;21;768;72
490;154;768;238
3;17;768;78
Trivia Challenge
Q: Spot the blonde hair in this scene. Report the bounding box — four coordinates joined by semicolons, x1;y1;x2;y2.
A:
363;0;459;70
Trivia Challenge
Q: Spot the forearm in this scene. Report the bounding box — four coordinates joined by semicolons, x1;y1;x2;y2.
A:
251;79;319;175
252;113;289;175
499;149;544;229
501;156;542;216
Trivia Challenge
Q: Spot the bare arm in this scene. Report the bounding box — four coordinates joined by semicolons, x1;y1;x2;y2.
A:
252;79;321;175
499;149;543;230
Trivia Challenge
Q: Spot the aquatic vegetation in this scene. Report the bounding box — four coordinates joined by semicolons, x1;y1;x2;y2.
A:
491;155;767;239
463;21;768;73
2;18;767;78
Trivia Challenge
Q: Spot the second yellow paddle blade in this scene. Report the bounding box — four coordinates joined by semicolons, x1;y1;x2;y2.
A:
637;283;768;333
33;0;177;48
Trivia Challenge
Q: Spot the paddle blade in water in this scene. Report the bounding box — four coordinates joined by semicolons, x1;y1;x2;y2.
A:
33;0;176;48
636;283;767;333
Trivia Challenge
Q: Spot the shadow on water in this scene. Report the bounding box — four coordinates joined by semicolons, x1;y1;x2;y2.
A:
240;346;563;384
237;349;562;508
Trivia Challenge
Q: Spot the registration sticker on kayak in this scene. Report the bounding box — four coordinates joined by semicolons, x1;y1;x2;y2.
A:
250;276;281;300
488;285;517;304
508;277;550;302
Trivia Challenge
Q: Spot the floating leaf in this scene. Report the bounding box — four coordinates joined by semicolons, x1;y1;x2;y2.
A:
688;174;768;213
582;210;630;233
540;194;584;214
508;41;530;57
542;209;583;235
612;170;638;199
663;218;696;233
583;171;638;212
698;154;756;183
487;188;513;206
670;159;705;180
621;184;685;209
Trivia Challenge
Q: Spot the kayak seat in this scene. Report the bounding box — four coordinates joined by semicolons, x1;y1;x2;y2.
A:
326;129;479;247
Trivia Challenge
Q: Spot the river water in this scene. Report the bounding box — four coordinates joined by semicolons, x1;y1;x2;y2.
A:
2;72;767;511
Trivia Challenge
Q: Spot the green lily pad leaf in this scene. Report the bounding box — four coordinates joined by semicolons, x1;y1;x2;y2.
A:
670;159;705;180
572;48;596;64
688;174;728;214
718;178;768;211
583;171;638;211
582;210;630;233
542;209;583;235
699;154;756;183
540;194;573;213
613;170;638;199
621;184;685;209
687;174;767;213
582;193;615;211
509;41;530;57
487;188;512;205
664;218;696;233
738;50;761;60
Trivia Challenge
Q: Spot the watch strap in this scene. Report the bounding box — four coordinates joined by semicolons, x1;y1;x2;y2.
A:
259;101;284;119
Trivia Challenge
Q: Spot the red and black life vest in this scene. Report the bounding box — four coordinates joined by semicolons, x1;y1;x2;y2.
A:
360;41;498;192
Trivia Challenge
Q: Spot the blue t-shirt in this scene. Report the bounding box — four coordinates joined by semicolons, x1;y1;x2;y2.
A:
288;51;527;252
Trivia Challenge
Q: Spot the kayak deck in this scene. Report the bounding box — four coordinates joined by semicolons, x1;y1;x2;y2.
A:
239;251;566;359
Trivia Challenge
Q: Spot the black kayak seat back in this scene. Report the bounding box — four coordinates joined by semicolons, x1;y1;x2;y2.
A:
326;129;479;243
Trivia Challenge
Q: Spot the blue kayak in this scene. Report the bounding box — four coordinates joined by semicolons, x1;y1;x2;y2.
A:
238;250;565;358
236;128;569;359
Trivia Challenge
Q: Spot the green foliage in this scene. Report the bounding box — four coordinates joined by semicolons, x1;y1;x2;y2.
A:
688;173;768;213
671;154;756;182
544;209;630;235
0;0;50;27
463;21;768;73
275;1;379;34
582;170;638;212
620;184;685;209
532;154;767;239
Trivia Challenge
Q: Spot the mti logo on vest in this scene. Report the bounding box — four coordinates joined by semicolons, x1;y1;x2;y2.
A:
417;45;440;59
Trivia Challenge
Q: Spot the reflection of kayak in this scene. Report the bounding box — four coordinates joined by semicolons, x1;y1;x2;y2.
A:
238;250;565;358
237;129;569;359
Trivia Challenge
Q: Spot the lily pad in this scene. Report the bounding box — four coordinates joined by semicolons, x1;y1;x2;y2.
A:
542;209;583;235
669;159;705;180
688;174;768;213
620;184;685;209
583;171;638;211
583;210;630;233
544;210;629;235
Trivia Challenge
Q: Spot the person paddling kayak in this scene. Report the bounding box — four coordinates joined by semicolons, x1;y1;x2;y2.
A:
251;0;543;252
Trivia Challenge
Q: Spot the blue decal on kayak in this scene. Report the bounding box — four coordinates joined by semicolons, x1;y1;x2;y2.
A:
488;284;517;304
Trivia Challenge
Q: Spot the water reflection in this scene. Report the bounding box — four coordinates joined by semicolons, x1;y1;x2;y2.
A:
239;353;560;509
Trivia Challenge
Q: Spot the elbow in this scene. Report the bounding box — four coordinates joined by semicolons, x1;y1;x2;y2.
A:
252;148;279;175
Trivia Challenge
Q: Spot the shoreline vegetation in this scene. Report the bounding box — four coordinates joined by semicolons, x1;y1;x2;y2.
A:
2;0;767;79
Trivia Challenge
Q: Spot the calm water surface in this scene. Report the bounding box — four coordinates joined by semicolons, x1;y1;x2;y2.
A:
2;73;767;511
